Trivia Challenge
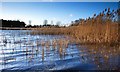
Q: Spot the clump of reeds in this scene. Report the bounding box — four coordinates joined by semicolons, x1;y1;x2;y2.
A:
70;8;119;44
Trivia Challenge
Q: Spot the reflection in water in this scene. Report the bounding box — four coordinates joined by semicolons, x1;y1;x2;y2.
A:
0;30;119;71
77;44;119;70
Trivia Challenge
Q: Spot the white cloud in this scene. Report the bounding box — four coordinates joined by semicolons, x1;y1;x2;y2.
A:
69;14;73;17
41;0;54;2
50;0;54;2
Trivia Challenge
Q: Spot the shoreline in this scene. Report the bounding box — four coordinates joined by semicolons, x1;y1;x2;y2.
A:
0;27;119;45
0;27;32;30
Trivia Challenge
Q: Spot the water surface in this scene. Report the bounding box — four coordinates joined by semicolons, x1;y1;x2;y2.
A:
0;30;119;71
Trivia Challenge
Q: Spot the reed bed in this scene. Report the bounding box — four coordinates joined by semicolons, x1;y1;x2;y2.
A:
30;24;119;44
29;8;119;44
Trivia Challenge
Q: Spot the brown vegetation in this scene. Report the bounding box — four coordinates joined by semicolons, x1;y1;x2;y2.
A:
30;8;120;44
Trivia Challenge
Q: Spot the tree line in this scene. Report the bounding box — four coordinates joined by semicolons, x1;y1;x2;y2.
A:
25;24;62;28
0;19;63;28
0;19;26;27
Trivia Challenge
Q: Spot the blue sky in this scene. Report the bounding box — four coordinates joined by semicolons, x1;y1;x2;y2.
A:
1;2;118;25
1;0;119;2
